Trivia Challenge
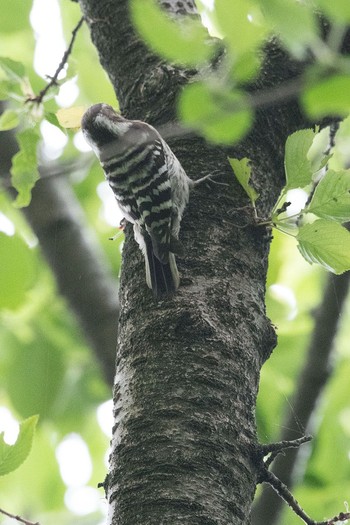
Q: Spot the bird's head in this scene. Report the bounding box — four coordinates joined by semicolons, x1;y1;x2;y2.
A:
81;103;130;150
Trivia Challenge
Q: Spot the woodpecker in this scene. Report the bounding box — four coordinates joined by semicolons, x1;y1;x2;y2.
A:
81;103;192;299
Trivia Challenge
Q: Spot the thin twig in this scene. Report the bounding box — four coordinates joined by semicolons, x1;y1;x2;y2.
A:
263;471;350;525
324;512;350;525
26;16;84;105
264;470;316;524
0;508;40;525
261;435;312;457
258;438;350;525
263;436;312;473
253;273;350;525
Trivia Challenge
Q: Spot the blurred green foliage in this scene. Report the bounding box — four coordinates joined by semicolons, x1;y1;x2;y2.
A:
0;2;116;522
0;1;350;524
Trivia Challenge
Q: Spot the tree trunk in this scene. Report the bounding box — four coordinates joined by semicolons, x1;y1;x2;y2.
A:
77;1;310;523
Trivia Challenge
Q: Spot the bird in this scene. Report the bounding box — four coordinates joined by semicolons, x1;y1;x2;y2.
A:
81;103;193;300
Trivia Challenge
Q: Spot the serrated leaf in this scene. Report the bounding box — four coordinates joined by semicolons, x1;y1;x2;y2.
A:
56;106;86;129
179;81;252;144
0;109;19;131
10;128;40;208
228;157;259;204
313;0;350;23
302;74;350;119
306;170;350;222
0;57;26;82
284;129;315;189
215;0;266;55
131;0;214;66
0;415;39;476
297;219;350;274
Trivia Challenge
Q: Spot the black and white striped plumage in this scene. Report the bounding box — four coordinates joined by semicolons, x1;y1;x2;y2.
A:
81;103;191;299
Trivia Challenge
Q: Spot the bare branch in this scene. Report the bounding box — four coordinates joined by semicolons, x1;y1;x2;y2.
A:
263;471;350;525
263;470;316;524
0;107;119;386
0;508;40;525
252;272;350;525
26;16;84;105
261;436;313;469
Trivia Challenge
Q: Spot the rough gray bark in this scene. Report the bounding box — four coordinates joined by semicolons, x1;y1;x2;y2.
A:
0;121;119;385
77;1;317;524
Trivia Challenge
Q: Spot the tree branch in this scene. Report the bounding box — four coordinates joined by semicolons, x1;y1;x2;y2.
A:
0;114;119;386
0;508;40;525
262;470;350;525
26;16;84;104
252;272;350;525
260;435;312;469
255;438;350;525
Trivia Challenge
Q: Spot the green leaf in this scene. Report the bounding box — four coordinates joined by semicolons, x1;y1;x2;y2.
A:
131;0;214;66
0;57;26;82
0;80;12;100
0;233;36;310
329;114;350;171
0;79;22;102
297;219;350;274
284;129;316;189
10;128;40;208
179;81;252;144
233;52;261;82
306;170;350;222
307;126;332;173
302;74;350;119
228;157;259;204
313;0;350;23
258;0;318;58
0;0;32;33
0;425;65;510
0;109;19;130
0;415;39;476
3;327;66;420
215;0;266;55
45;112;66;133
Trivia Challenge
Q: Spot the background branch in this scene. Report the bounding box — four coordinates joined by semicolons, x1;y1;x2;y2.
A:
252;271;350;525
0;111;119;386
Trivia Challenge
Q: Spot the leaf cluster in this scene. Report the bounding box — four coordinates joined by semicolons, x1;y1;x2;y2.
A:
0;56;64;207
231;127;350;274
131;0;350;146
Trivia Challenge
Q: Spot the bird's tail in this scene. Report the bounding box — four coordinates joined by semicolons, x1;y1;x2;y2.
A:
144;234;179;300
